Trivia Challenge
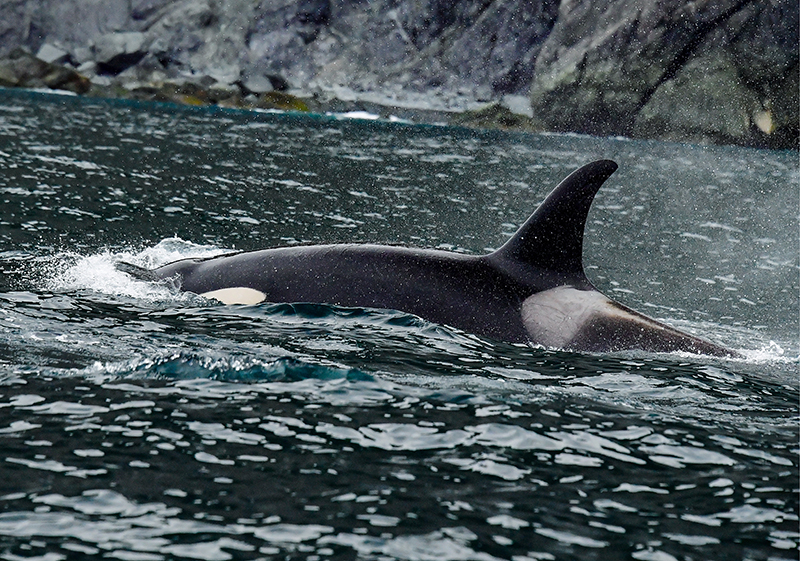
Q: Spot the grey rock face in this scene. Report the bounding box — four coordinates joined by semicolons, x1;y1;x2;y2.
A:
528;0;798;147
0;0;795;148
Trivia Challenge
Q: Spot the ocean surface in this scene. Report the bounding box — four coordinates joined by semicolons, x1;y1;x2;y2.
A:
0;89;797;561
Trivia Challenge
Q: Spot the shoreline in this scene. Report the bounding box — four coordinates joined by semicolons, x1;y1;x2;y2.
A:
0;74;794;153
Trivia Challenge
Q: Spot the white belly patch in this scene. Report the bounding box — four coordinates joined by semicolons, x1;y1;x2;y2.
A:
521;286;630;348
200;287;267;305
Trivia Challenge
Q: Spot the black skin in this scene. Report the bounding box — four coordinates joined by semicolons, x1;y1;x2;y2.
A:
143;244;559;343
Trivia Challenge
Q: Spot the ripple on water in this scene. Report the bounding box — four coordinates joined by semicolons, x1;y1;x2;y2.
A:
0;92;797;561
0;357;795;558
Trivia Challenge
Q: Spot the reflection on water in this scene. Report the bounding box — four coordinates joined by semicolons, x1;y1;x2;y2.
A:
0;89;797;560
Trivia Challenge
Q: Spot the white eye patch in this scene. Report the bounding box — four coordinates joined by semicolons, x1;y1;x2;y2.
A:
200;287;267;305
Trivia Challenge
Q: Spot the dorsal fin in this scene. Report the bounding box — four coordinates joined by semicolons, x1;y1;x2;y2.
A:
491;159;618;276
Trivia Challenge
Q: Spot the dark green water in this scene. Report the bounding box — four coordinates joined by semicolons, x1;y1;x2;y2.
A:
0;89;797;560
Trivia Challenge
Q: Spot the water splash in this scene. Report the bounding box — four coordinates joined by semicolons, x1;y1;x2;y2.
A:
41;237;229;301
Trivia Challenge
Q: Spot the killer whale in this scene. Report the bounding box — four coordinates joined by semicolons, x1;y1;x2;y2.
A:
117;160;738;357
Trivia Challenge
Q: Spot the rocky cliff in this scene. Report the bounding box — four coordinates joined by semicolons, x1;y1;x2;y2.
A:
0;0;796;149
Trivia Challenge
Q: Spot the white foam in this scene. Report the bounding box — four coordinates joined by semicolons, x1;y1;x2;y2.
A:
736;341;798;365
43;237;229;302
129;237;228;269
20;87;78;97
330;110;381;121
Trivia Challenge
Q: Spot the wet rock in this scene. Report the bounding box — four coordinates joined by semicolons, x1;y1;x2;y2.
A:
0;48;90;94
206;82;240;104
450;102;542;132
255;91;310;112
113;52;175;87
127;80;207;106
0;66;15;88
93;32;147;75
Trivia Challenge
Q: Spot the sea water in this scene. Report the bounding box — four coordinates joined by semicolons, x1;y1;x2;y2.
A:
0;89;797;560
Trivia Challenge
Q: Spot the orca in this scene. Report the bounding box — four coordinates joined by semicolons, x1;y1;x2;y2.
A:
117;160;739;357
